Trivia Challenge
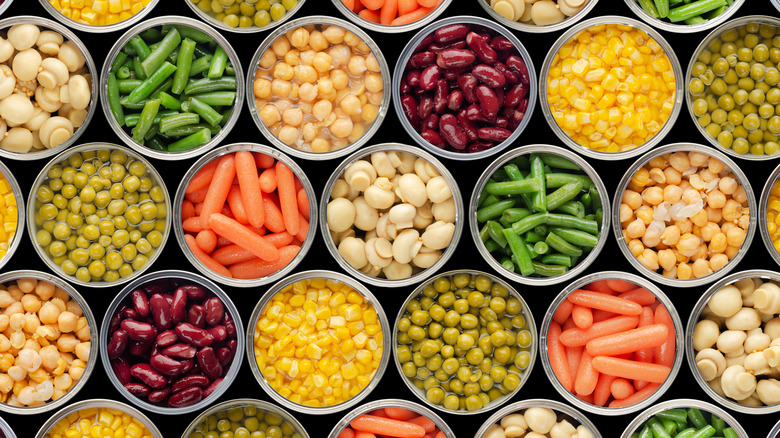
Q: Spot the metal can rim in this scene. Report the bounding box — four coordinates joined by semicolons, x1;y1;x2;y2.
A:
0;159;25;273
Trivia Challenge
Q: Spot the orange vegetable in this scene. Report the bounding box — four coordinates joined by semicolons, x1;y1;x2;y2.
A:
547;321;573;392
209;213;279;262
406;416;435;434
592;309;616;323
380;0;397;24
559;315;639;347
572;304;593;329
259;167;278;193
586;279;617;294
275;162;299;235
360;0;384;10
608;383;660;408
212;232;293;265
391;7;431;25
653;305;676;367
182;200;196;220
297;188;310;219
228;245;300;279
350;415;426;438
185;234;232;278
574;351;599;396
340;0;356;10
253;152;275;168
618;288;656;306
397;0;417;15
355;433;376;438
567;290;643;315
585;324;668;357
553;299;573;325
263;193;286;233
566;345;582;379
417;0;438;6
634;306;655;391
186;159;219;194
227;185;248;224
295;213;309;243
195;229;217;254
358;9;381;22
183;216;205;233
593;373;616;407
338;428;356;438
370;409;388;417
200;154;236;230
591;356;671;383
610;377;636;400
384;408;417;421
186;186;209;204
605;278;636;292
235;150;265;228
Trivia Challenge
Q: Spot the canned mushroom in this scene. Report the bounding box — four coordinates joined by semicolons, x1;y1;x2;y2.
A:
480;0;597;32
475;399;600;438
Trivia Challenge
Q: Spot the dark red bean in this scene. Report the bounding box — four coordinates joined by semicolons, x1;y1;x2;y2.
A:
207;325;227;344
506;55;530;85
466;32;498;64
177;284;207;300
156;329;178;347
112;357;132;385
142;279;170;295
400;80;412;95
510;108;526;130
128;339;154;357
434;24;469;43
468;141;495;153
438;114;468;150
465;103;492;122
418;95;433;120
171;288;187;325
422;114;439;131
505;83;528;108
168;386;203;408
187;305;206;328
131;363;168;389
197;347;222;381
149;294;172;331
120;307;139;321
121;320;156;342
204;297;224;327
419;65;441;92
224;314;237;339
401;95;420;129
109;311;123;334
216;347;233;368
433;79;449;114
108;329;129;360
496;117;509;128
456;110;480;142
171;374;210;393
476;85;499;119
447;90;464;111
490;36;515;51
124;382;151;398
457;74;478;103
130;289;150;318
409;51;435;69
473;64;506;89
150;353;187;377
181;359;195;374
406;70;421;88
442;66;469;81
226;339;237;353
429;40;467;53
147;387;170;404
494;62;519;84
421;130;446;149
477;127;512;142
414;33;435;53
162;343;197;359
175;323;214;348
203;378;223;398
518;99;528;114
437;49;476;70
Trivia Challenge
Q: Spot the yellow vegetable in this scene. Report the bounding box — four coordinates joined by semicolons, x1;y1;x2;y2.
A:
49;0;151;26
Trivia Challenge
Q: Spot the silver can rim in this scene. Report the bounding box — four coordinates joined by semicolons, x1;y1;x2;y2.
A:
0;414;16;438
619;398;748;438
35;398;163;438
539;270;685;416
245;15;391;161
0;0;13;17
179;398;310;438
391;269;538;415
99;16;245;161
472;398;603;438
37;0;160;33
610;142;757;287
184;0;308;34
391;15;538;162
685;15;780;161
327;398;455;438
759;164;780;267
26;142;172;288
173;143;318;288
246;269;392;415
0;159;25;273
624;0;745;34
0;15;99;162
774;0;780;13
99;269;245;415
477;0;600;33
0;270;99;416
468;144;611;286
685;269;780;414
768;417;780;438
318;142;464;288
538;15;684;161
329;0;452;33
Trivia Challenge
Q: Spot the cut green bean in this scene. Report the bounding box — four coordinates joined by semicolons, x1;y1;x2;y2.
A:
107;73;125;127
539;153;580;170
127;61;177;104
485;178;542;196
524;231;543;244
687;409;707;430
159;113;200;133
638;0;660;17
174;25;214;44
208;46;228;79
184;76;237;95
477;199;515;223
710;416;725;435
191;91;235;106
123;110;178;127
142;28;180;77
510;213;547;235
170;38;196;95
129;35;151;60
530;261;567;277
117;79;142;94
546;173;594;189
111;52;128;75
532;241;549;255
486;221;507;248
530;155;547;213
157;91;181;111
667;0;726;22
691;425;715;438
500;258;515;272
131;99;161;144
133;56;146;80
501;208;531;224
549;227;599;248
480;194;500;208
673;428;695;438
503;229;534;276
117;65;131;80
546;232;583;257
167;128;212;152
721;428;737;438
165;123;222;137
187;97;224;126
648;418;672;438
541;253;570;267
547;181;583;211
556;200;585;218
657;410;689;424
654;0;669;17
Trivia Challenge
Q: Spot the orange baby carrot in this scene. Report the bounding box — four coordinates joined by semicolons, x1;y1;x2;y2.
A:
263;193;286;233
338;428;356;438
384;408;417;421
355;433;376;438
380;0;397;24
553;300;573;325
591;356;671;383
200;154;236;230
435;431;445;438
350;415;426;438
592;309;616;323
559;315;639;347
358;9;381;23
567;290;643;315
417;0;437;6
397;0;417;15
253;152;275;168
295;213;308;242
209;213;279;261
216;235;232;248
576;393;595;404
572;304;593;329
297;188;310;219
370;409;387;417
259;167;277;193
574;351;599;396
618;288;656;306
276;162;299;235
586;280;617;294
182;200;196;220
185;234;232;278
608;383;660;408
227;185;249;224
547;322;573;392
183;216;205;233
593;373;615;406
186;159;220;194
654;305;676;367
605;279;636;292
194;202;204;215
635;306;655;366
406;416;435;433
235;150;265;228
566;345;582;379
341;0;356;10
585;324;668;357
213;232;293;265
391;7;431;25
562;317;577;332
610;378;635;400
360;0;384;10
186;186;209;204
228;245;299;279
196;229;217;254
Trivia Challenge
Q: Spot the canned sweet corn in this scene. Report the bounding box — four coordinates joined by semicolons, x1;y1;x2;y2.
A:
44;407;154;438
48;0;153;27
0;172;18;262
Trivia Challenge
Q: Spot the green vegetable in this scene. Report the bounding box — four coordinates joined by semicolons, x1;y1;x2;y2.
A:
477;199;515;223
208;46;228;79
167;128;212;152
667;0;726;22
503;229;534;276
132;99;161;144
142;28;180;77
186;97;223;126
172;38;196;95
184;76;238;95
159;113;200;133
107;73;125;127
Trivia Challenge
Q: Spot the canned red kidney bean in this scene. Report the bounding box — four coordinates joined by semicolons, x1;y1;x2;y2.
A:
106;278;238;408
400;24;530;153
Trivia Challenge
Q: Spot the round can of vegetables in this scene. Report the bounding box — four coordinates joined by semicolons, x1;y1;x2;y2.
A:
760;165;780;268
540;271;684;416
392;15;537;161
686;16;780;160
769;417;780;438
686;269;780;414
330;0;451;34
174;143;317;288
0;0;13;18
624;0;744;34
0;160;25;273
474;398;602;438
477;0;599;34
393;269;537;415
27;142;172;288
470;144;610;286
247;270;391;415
35;398;162;438
100;270;245;415
620;398;748;438
180;398;309;438
0;415;15;438
327;399;454;438
184;0;307;34
539;16;684;161
0;270;98;416
320;143;463;288
0;16;99;161
611;143;756;288
38;0;160;34
99;16;244;161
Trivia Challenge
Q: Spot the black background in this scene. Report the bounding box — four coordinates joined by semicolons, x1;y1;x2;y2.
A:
1;0;780;436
